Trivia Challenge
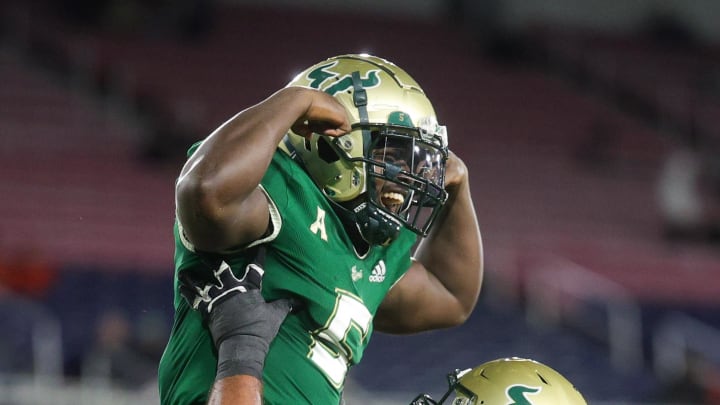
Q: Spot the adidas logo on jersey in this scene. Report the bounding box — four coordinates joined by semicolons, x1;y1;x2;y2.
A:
368;260;386;283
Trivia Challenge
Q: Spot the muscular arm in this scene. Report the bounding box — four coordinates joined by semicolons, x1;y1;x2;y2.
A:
207;376;263;405
375;153;483;333
176;87;350;252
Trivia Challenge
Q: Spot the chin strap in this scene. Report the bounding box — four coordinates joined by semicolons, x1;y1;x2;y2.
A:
355;204;401;246
349;71;401;245
351;70;371;153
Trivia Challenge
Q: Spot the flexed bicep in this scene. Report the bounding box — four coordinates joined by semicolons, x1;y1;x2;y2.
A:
374;260;471;334
175;87;343;253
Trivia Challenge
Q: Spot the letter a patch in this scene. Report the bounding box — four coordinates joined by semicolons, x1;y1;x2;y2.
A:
309;206;328;241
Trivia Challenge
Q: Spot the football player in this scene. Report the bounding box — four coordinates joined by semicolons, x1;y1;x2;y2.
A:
410;357;587;405
158;54;483;404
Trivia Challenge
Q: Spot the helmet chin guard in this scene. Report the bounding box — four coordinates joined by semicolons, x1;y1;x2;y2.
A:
350;201;401;247
283;54;449;246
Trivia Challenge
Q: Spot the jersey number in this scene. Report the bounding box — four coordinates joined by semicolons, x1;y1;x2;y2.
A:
308;289;372;387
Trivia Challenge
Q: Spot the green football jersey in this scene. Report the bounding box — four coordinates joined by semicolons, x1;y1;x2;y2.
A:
158;149;417;405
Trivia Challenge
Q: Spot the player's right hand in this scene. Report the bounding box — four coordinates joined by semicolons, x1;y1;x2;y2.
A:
290;87;351;138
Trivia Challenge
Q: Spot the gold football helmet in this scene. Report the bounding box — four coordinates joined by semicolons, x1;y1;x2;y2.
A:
411;357;587;405
282;54;449;245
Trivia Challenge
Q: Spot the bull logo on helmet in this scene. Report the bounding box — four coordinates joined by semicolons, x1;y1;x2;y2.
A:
506;385;541;405
306;61;381;95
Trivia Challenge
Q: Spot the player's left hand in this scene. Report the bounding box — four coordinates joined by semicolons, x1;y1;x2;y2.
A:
444;151;468;192
179;261;265;316
178;261;296;380
178;261;295;344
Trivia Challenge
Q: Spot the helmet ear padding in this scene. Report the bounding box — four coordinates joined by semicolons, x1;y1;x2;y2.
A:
317;137;340;163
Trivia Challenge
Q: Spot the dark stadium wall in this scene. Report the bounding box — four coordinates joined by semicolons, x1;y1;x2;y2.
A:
218;0;720;42
215;0;446;20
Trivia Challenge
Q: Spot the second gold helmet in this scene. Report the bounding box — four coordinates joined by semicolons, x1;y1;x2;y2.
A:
411;357;587;405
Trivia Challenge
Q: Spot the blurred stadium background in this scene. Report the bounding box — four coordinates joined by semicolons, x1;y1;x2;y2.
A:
2;0;720;403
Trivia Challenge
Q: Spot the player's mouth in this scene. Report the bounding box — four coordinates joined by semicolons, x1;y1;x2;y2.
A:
379;189;406;213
